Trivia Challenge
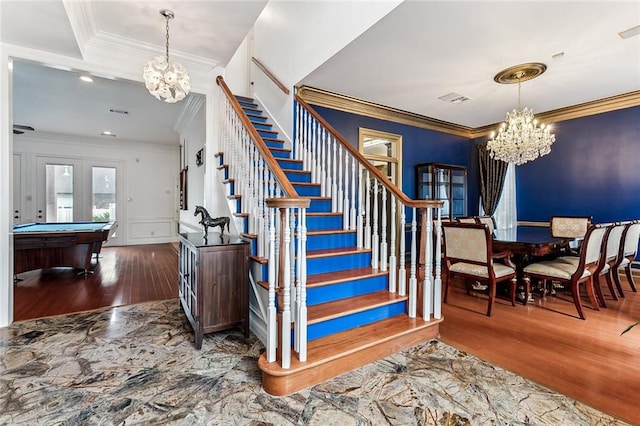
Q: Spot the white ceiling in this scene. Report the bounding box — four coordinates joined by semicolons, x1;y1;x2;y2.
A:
2;1;640;144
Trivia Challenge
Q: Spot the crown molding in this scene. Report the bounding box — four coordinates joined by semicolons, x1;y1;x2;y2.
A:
61;0;98;59
297;86;473;138
297;86;640;140
15;130;179;152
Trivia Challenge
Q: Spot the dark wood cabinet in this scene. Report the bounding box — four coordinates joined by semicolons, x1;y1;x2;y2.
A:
416;163;467;220
178;232;250;349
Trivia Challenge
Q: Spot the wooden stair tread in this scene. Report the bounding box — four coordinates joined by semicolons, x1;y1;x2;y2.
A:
307;229;355;236
306;247;370;258
305;212;342;217
259;314;442;376
306;267;387;286
308;291;407;324
292;182;320;187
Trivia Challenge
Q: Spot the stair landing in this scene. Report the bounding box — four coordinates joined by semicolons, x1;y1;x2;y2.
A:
258;314;442;396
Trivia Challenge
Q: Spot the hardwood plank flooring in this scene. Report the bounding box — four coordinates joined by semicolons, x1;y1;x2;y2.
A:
13;243;178;321
11;245;640;423
440;277;640;425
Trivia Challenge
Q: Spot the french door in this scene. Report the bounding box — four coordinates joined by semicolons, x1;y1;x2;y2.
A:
36;157;122;245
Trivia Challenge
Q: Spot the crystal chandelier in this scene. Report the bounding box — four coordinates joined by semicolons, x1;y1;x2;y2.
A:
143;9;191;103
487;63;555;165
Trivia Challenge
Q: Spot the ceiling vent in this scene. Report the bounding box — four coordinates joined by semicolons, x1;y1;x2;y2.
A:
109;108;129;115
438;92;472;104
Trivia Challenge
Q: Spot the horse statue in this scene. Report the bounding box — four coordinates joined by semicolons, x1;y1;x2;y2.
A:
194;206;230;236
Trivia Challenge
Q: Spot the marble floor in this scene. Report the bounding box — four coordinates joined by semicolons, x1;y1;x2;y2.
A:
0;299;628;425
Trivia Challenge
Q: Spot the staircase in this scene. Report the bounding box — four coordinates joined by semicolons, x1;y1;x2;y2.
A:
216;86;442;396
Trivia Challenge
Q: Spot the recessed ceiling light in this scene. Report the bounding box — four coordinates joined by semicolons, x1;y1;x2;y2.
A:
79;75;93;83
552;52;565;60
101;131;116;137
619;25;640;39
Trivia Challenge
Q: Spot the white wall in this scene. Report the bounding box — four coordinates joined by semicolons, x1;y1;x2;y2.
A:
251;1;402;140
14;132;179;245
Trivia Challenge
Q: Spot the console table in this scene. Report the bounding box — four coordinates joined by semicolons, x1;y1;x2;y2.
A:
178;232;250;349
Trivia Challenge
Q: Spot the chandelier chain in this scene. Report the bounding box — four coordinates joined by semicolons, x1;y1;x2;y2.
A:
165;15;170;63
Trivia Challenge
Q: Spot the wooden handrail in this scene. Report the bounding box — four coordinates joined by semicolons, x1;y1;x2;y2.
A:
252;57;290;96
295;95;443;210
217;76;306;206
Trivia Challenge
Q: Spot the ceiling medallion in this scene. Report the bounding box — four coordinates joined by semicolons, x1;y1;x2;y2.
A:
493;63;547;84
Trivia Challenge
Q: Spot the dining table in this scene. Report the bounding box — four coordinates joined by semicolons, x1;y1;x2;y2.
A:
492;226;574;304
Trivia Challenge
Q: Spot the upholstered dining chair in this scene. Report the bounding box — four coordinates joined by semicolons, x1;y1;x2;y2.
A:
456;216;477;224
442;222;517;316
475;215;496;233
612;219;640;297
550;215;592;256
590;222;626;307
522;223;609;320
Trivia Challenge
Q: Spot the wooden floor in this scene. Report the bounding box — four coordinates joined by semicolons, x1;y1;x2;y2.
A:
12;244;640;424
440;277;640;425
13;243;178;321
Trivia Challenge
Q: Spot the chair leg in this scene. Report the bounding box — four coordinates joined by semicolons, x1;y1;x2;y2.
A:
510;277;517;307
486;280;496;317
604;271;619;301
613;268;626;298
624;266;638;292
584;276;599;311
571;280;586;320
592;274;607;308
522;276;531;306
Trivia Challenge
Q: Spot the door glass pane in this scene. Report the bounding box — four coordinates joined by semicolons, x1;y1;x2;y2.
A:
45;164;73;222
92;167;116;222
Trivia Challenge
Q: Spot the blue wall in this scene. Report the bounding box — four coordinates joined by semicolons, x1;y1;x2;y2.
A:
312;105;477;214
516;105;640;223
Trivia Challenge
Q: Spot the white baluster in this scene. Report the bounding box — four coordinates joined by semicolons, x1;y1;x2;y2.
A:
408;207;417;318
297;208;308;362
364;169;372;250
423;208;433;321
281;208;292;369
267;206;277;362
343;150;349;230
357;164;364;249
398;205;406;296
337;146;343;213
331;137;338;211
388;196;397;293
380;186;388;271
350;157;357;230
320;127;327;197
372;179;379;270
433;208;443;320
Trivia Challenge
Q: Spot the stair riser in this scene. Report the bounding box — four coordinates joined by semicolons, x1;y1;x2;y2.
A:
271;150;291;159
265;140;285;149
307;302;407;341
258;130;278;139
307;252;371;275
306;232;356;250
248;116;268;124
277;159;303;171
292;184;321;197
284;172;312;183
308;199;332;213
307;274;388;305
306;215;343;231
253;123;273;131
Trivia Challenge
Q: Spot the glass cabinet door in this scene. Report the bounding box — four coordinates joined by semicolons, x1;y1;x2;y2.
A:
416;163;467;220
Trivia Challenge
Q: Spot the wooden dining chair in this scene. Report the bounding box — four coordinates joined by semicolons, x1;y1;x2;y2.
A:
591;222;625;307
475;215;496;233
550;215;592;256
456;216;477;224
523;223;609;319
442;222;517;316
612;219;640;297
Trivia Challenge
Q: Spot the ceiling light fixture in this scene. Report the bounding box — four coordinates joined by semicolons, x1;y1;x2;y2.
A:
79;75;93;83
142;9;191;103
487;63;555;165
101;131;116;137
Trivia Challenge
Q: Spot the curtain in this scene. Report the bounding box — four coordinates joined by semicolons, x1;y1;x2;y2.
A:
477;142;509;218
491;163;517;229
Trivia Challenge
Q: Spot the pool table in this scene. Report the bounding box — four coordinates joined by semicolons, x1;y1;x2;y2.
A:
13;221;118;275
